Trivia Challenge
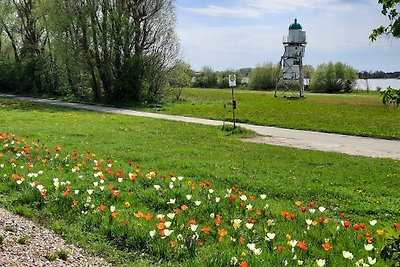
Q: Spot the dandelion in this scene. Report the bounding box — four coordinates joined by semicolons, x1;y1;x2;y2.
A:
376;229;384;235
233;219;242;230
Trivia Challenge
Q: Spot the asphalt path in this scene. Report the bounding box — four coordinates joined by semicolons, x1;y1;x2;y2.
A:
1;94;400;160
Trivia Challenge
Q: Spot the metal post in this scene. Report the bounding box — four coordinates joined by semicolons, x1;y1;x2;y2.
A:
223;102;226;130
231;86;236;129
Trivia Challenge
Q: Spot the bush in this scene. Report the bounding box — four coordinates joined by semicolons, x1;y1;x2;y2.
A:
380;86;400;108
249;62;280;90
309;62;358;93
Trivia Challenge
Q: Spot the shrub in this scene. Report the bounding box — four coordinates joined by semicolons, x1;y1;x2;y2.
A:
309;62;358;93
380;86;400;108
249;62;280;90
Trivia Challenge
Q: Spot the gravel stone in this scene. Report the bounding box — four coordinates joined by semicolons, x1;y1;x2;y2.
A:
0;208;112;267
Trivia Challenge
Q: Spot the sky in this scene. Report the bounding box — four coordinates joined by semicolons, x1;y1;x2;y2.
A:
174;0;400;72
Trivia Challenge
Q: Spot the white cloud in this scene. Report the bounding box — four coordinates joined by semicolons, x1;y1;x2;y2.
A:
181;5;261;18
246;0;363;14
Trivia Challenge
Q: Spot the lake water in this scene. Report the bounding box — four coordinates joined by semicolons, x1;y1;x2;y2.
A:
355;79;400;91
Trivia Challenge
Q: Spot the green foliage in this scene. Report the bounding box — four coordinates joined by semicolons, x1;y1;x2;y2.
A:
370;0;400;40
0;234;4;244
192;66;218;88
249;62;280;90
309;62;358;93
57;248;69;261
0;0;179;104
18;236;30;245
380;86;400;107
380;227;400;266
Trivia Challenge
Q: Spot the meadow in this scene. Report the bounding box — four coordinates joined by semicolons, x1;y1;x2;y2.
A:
0;96;399;266
141;89;400;140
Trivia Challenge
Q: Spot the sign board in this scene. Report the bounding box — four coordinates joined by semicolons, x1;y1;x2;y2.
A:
229;74;237;87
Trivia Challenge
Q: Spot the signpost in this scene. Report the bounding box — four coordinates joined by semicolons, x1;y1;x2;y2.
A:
229;74;237;129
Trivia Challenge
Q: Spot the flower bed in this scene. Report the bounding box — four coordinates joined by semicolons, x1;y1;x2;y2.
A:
0;132;398;266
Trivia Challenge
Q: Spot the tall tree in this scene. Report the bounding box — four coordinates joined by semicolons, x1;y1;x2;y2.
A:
370;0;400;40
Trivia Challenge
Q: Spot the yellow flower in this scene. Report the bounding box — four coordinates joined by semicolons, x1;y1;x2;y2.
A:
376;229;384;235
124;201;131;208
241;251;247;257
295;201;302;206
233;219;242;230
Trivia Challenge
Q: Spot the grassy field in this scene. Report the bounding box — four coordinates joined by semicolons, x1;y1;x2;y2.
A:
0;97;399;266
140;89;400;140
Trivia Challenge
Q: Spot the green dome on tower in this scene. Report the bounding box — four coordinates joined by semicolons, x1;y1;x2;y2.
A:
289;19;302;30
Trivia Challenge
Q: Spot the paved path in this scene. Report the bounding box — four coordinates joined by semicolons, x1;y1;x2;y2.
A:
2;94;400;160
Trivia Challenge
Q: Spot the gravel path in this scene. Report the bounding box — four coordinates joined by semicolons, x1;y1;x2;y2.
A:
1;93;399;160
0;208;112;267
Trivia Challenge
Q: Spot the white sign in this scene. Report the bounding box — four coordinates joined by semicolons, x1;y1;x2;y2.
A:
229;75;237;87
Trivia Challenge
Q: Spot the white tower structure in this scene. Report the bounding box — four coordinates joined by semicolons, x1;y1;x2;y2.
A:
275;19;307;97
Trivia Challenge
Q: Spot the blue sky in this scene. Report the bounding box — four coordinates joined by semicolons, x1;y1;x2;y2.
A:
174;0;400;72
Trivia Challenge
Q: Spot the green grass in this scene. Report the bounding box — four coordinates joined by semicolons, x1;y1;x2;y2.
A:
139;88;400;140
0;97;399;266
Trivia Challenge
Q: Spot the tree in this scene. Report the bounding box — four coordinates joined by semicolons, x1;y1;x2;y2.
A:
370;0;400;40
0;0;180;103
309;62;358;93
167;61;193;100
249;62;280;90
193;66;218;88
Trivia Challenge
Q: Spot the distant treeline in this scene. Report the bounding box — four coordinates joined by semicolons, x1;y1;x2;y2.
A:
358;71;400;79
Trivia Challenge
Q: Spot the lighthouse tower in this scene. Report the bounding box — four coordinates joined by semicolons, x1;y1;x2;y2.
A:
275;19;307;97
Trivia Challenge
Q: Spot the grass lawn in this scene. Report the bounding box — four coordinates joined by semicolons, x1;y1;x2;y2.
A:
140;88;400;140
0;97;399;266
